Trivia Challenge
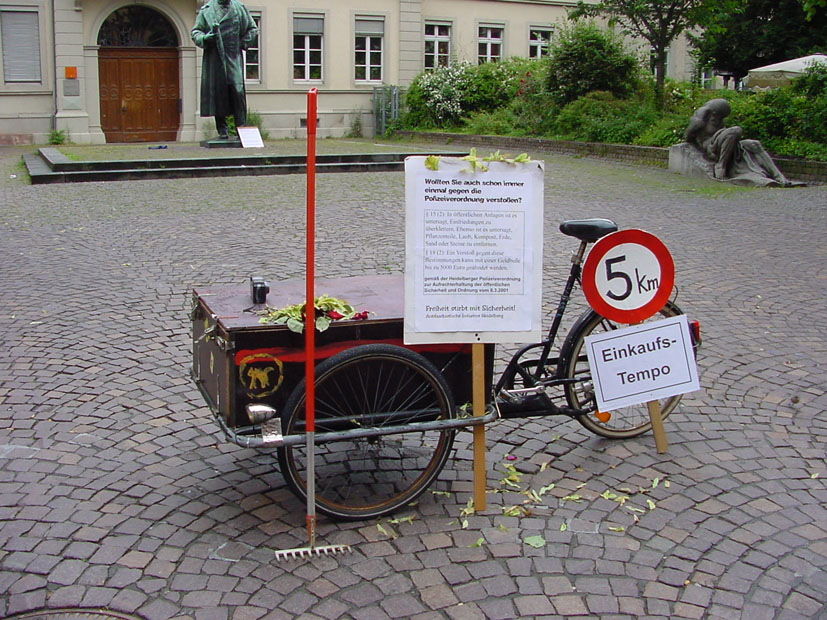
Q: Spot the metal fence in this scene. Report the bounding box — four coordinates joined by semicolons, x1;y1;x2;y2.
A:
373;86;401;136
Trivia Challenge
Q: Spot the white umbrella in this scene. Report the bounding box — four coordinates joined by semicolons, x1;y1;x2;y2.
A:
744;54;827;89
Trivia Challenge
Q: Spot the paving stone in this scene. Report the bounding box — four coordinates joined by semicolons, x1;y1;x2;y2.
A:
1;141;825;620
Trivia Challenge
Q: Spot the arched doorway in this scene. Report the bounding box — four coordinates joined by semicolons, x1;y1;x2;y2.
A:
97;6;180;142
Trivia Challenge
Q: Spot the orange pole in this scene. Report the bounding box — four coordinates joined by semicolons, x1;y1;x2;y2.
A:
305;88;318;545
305;88;317;434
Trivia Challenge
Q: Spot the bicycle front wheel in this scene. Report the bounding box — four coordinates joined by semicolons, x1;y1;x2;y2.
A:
277;344;456;521
559;302;684;439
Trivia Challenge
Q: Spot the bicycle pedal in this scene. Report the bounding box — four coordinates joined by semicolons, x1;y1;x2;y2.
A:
497;389;555;417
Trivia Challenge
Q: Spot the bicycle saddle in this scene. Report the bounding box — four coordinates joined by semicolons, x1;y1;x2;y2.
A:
559;218;618;242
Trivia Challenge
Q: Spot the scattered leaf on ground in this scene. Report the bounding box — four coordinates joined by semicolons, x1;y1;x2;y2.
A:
388;515;416;525
523;535;546;548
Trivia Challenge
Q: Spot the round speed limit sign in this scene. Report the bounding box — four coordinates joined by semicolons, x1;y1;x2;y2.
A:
581;229;675;324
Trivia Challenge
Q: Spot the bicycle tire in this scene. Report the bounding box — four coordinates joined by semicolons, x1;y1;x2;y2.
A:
559;301;684;439
276;343;456;521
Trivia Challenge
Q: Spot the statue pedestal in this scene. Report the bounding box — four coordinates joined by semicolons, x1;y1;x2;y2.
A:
668;143;716;181
200;137;242;149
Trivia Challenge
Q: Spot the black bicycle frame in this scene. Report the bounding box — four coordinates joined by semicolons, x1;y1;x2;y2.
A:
494;240;589;396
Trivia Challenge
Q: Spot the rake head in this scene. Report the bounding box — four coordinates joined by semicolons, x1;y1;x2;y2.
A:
274;543;352;562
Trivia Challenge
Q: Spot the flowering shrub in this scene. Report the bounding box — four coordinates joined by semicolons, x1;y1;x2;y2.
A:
404;63;473;128
403;59;544;129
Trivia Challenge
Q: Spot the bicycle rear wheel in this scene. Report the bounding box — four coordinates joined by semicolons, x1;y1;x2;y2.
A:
559;302;684;439
276;344;456;521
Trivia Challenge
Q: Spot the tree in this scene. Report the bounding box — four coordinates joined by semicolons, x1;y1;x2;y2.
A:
692;0;827;81
570;0;728;106
800;0;827;19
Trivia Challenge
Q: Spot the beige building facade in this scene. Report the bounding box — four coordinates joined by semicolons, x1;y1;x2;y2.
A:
0;0;697;145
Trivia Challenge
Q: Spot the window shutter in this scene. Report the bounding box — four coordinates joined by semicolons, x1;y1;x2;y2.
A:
1;11;41;82
355;19;383;35
293;15;323;34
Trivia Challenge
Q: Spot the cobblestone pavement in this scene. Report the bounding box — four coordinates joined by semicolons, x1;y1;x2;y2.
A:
1;140;825;620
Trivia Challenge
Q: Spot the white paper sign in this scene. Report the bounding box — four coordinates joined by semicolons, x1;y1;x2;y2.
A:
237;126;264;148
404;156;544;344
584;314;699;411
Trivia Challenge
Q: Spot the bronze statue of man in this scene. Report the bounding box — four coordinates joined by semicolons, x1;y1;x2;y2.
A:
684;98;790;186
192;0;258;139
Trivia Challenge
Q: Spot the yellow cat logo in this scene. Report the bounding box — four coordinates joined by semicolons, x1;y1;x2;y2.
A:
238;353;283;398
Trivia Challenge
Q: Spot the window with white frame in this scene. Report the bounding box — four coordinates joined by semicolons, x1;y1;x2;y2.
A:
478;25;503;64
1;9;42;83
245;12;261;82
424;23;450;69
529;27;552;59
355;18;383;82
293;14;323;81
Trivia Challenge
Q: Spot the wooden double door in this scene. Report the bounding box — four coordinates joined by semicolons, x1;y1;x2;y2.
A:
99;47;180;143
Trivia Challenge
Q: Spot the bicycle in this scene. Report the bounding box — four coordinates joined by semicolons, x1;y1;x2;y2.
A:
259;218;700;520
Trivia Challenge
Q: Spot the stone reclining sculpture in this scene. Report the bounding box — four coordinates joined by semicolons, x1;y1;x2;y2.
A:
669;98;800;187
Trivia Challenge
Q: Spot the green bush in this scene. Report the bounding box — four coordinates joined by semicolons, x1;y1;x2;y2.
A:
396;47;827;161
554;92;657;143
463;107;521;136
634;116;690;147
791;62;827;98
547;21;639;106
48;129;68;145
460;60;517;113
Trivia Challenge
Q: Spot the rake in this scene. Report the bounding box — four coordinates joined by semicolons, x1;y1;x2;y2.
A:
274;88;352;562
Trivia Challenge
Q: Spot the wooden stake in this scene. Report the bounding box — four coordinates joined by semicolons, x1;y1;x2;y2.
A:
647;400;668;454
472;343;486;511
630;319;668;455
